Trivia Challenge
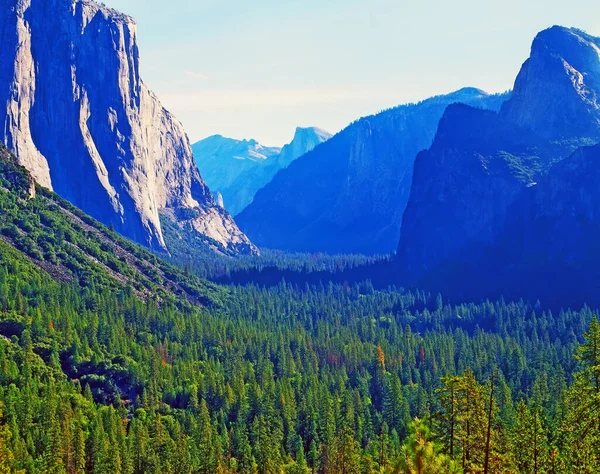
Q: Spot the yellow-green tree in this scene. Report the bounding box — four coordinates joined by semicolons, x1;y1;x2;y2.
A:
394;418;459;474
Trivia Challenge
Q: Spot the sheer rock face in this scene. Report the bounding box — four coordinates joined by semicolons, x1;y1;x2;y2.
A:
397;26;600;296
510;143;600;267
0;0;255;254
237;88;507;255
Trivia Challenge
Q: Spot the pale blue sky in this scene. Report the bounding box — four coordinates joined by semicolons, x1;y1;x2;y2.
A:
107;0;599;146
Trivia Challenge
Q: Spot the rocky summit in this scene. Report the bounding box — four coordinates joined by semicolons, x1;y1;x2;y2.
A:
502;26;600;140
0;0;255;254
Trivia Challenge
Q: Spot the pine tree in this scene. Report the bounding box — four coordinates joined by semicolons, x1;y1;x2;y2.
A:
327;394;360;474
576;315;600;393
561;316;600;472
130;418;151;474
383;373;410;439
371;347;387;412
436;369;500;472
231;422;254;474
0;402;21;474
194;400;219;474
395;418;460;474
435;375;460;459
251;415;280;474
70;421;86;474
509;401;548;474
41;388;66;474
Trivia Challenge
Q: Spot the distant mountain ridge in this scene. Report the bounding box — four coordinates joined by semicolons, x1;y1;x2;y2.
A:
0;0;255;255
193;127;331;215
237;88;508;254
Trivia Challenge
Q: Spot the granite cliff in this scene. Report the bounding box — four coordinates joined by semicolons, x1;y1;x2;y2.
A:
0;0;255;254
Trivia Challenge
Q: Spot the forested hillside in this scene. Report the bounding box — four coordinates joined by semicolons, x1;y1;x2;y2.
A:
1;146;600;472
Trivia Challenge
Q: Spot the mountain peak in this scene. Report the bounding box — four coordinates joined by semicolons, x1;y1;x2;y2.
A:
533;25;600;49
502;25;600;139
447;87;490;100
292;126;333;144
278;127;332;169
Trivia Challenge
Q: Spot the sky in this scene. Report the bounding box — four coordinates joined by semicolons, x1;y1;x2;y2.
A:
107;0;599;146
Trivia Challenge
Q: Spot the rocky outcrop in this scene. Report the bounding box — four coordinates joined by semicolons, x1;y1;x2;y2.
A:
0;0;254;254
275;127;332;170
237;88;507;254
397;26;600;304
0;143;35;199
193;127;331;215
502;27;600;140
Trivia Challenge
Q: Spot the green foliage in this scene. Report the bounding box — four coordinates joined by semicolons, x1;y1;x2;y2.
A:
395;419;459;474
0;146;600;472
560;316;600;472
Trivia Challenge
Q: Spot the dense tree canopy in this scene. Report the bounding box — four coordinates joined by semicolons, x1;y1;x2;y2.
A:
1;148;599;472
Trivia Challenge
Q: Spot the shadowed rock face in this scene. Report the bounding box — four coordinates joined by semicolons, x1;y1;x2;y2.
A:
0;0;255;254
398;105;536;275
236;88;507;255
397;26;600;305
507;143;600;269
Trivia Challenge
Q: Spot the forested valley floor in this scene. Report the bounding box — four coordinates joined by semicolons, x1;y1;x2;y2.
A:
1;147;600;473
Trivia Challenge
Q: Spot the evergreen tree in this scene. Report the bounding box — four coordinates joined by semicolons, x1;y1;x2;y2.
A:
395;419;459;474
561;316;600;472
194;400;219;474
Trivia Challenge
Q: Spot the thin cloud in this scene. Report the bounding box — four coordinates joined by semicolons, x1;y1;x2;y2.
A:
160;87;413;110
185;71;210;80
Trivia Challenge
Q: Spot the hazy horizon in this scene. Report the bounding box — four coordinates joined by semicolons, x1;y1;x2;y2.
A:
107;0;599;146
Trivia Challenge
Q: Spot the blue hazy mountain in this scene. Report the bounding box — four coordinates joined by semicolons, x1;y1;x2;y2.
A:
397;26;600;306
194;127;331;215
237;88;508;254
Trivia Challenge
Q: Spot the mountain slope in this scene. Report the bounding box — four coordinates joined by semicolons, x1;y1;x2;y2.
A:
0;0;254;255
397;26;600;305
193;127;331;215
237;88;508;254
0;143;222;305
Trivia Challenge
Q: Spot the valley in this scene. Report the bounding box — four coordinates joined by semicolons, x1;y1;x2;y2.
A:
0;1;600;472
